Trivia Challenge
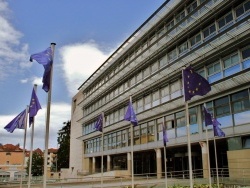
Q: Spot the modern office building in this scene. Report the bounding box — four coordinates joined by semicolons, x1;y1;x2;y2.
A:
70;0;250;179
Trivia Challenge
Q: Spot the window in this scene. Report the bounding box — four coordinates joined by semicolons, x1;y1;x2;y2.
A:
159;55;168;68
235;1;250;18
223;53;240;77
176;111;186;137
176;11;185;23
168;48;177;61
207;61;222;83
136;71;142;83
137;98;143;113
6;152;11;156
242;46;250;69
166;20;174;31
178;41;188;54
130;76;136;86
165;114;175;139
143;66;150;78
203;23;216;40
152;90;160;107
218;12;233;29
190;33;201;47
170;80;181;99
144;94;151;110
161;85;170;103
231;90;250;113
187;1;197;14
151;61;158;73
214;96;230;117
148;121;155;142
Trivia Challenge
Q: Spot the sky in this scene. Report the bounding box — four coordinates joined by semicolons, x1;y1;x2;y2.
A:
0;0;166;150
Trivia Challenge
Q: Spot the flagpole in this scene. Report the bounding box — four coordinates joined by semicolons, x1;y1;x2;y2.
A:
101;112;104;188
130;96;135;188
20;106;29;188
28;84;37;188
185;102;193;188
213;136;219;187
205;127;212;188
43;43;56;188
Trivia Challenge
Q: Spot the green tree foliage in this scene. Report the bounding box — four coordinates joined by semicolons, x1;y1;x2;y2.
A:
57;121;71;170
26;151;44;176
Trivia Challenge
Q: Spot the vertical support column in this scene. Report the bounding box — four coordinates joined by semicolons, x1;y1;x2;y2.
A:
127;152;131;176
92;157;96;173
107;155;111;172
156;148;162;179
200;141;209;178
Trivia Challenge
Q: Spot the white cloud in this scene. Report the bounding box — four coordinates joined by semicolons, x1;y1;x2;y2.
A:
31;76;43;86
0;0;30;81
59;41;111;97
0;102;71;150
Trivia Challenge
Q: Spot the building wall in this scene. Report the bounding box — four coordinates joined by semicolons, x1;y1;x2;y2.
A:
69;91;84;177
0;151;24;171
70;0;250;177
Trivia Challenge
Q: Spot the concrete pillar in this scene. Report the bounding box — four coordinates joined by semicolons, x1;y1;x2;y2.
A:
156;148;162;179
107;155;111;171
127;152;131;176
92;157;96;173
200;141;209;178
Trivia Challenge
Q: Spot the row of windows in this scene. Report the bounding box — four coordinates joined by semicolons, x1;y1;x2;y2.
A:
83;45;250;135
84;88;250;154
84;2;250;117
84;0;229;98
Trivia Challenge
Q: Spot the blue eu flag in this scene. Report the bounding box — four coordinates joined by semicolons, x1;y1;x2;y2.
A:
212;118;225;137
29;88;42;126
4;109;26;133
124;100;138;126
183;66;211;101
203;106;213;126
30;47;53;92
94;114;103;132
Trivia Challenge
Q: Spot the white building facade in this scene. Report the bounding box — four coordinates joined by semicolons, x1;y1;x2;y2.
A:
70;0;250;179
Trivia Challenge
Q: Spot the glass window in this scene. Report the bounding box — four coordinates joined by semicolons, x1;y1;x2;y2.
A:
231;90;250;113
176;10;185;23
203;23;216;39
151;61;158;73
187;1;197;14
143;66;150;78
176;111;186;137
152;90;160;107
161;85;170;103
170;80;181;99
208;61;221;75
137;98;143;113
214;96;230;117
236;1;250;18
223;53;239;68
179;41;188;54
166;20;175;31
165;115;175;139
168;48;177;61
130;76;136;86
136;71;142;83
159;55;168;68
148;121;155;142
242;46;250;69
121;130;127;147
144;94;151;110
218;12;233;29
190;33;201;47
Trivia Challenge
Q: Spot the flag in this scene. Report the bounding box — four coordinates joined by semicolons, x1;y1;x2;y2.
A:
212;118;225;137
4;109;26;133
203;106;213;126
30;47;53;92
29;88;42;125
94;114;103;132
183;66;211;101
124;100;138;126
163;125;168;146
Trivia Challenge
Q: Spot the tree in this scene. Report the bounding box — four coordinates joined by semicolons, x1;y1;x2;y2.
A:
26;150;44;176
57;121;71;170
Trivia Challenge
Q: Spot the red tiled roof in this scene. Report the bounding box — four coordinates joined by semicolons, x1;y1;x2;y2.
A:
0;144;23;152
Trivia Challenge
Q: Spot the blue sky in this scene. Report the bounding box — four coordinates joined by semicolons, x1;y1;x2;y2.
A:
0;0;165;150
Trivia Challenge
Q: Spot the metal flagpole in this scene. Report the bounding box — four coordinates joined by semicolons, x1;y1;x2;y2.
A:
185;102;193;188
43;43;56;188
101;112;104;188
130;96;134;188
213;137;219;188
205;127;212;188
20;106;29;188
28;84;38;188
163;117;168;188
